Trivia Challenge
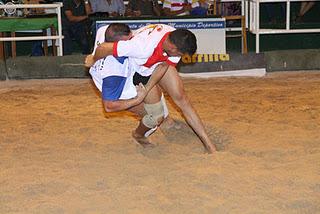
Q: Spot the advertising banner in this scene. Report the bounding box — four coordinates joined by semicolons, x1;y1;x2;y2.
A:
96;17;226;54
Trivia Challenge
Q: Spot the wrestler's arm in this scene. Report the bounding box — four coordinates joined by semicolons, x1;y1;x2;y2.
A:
94;42;114;61
84;42;114;67
103;83;146;112
159;66;217;154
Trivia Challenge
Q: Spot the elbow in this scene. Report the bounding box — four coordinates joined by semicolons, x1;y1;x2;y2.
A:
67;17;75;22
104;107;113;113
103;101;116;113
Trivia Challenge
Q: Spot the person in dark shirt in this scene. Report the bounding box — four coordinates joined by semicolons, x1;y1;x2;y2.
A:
89;0;125;17
125;0;162;17
62;0;91;55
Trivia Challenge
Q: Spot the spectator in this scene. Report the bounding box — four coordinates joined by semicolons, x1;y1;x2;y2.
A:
294;1;316;22
89;0;125;17
190;0;209;16
223;2;241;16
62;0;91;55
212;0;241;16
125;0;162;17
162;0;200;16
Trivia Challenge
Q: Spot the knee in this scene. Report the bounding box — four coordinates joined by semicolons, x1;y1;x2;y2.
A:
172;90;188;108
142;101;165;128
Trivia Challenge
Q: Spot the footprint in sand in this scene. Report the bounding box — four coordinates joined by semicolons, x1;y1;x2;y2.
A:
161;120;232;152
135;141;167;158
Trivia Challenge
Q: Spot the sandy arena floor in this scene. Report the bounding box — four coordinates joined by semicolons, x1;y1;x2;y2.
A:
0;71;319;213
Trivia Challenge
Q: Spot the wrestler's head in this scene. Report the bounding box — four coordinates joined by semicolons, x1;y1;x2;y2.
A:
164;29;197;56
105;23;132;42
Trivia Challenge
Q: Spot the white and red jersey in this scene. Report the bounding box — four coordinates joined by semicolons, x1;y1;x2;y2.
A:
112;24;181;76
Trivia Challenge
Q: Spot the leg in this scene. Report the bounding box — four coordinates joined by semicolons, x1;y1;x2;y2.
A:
128;101;159;140
62;27;73;55
73;22;91;55
132;71;178;132
296;1;315;22
131;85;163;147
300;2;315;16
158;66;216;153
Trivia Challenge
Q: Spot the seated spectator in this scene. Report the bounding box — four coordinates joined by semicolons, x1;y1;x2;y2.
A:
162;0;200;16
62;0;91;55
89;0;125;17
125;0;162;17
190;0;208;16
219;1;241;16
294;1;316;22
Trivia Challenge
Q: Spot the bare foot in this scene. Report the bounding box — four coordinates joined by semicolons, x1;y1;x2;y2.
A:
159;117;180;130
132;131;155;148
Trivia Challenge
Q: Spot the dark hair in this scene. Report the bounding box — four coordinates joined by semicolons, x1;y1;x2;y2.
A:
105;23;131;42
169;29;197;55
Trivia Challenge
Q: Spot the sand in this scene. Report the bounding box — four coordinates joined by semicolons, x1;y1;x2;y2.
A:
0;71;319;213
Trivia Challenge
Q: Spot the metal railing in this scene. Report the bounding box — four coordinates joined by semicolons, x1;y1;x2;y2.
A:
248;0;320;53
0;3;63;56
209;0;249;53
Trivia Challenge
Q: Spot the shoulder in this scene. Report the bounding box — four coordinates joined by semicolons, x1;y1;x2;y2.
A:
159;24;176;32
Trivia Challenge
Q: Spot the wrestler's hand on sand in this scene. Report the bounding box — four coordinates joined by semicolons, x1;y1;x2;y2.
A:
84;54;95;68
135;83;147;103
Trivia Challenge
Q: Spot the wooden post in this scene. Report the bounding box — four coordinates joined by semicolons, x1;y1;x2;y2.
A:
43;29;48;56
11;32;16;58
50;25;57;56
224;15;248;54
241;15;248;54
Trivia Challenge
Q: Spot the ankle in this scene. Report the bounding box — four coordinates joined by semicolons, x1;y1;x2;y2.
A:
132;130;144;139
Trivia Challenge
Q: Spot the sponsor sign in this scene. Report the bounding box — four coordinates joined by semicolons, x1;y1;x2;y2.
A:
178;52;266;74
95;18;226;54
182;54;230;64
